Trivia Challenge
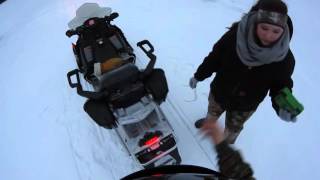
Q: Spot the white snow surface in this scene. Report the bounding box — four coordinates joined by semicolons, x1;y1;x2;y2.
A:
1;0;320;180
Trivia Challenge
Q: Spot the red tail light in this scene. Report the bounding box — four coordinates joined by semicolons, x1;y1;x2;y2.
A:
144;136;160;146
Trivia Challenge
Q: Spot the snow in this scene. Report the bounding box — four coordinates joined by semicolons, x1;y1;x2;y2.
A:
1;0;319;180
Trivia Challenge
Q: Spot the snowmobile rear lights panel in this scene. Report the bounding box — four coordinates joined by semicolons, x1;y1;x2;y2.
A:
135;134;177;165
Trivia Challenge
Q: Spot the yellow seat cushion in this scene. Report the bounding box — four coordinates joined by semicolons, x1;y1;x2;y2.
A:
100;58;124;74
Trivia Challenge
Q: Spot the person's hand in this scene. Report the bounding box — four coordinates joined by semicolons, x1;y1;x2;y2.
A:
202;121;255;179
278;109;297;122
189;77;198;89
200;120;224;145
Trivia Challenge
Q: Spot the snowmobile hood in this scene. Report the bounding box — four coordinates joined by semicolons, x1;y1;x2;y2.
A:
121;165;226;180
68;3;112;30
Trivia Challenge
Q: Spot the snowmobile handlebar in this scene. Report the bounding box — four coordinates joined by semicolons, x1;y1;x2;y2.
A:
65;12;119;37
67;69;108;99
137;40;156;78
105;12;119;22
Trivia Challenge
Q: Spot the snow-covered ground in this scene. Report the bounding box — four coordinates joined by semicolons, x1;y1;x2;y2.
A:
1;0;319;180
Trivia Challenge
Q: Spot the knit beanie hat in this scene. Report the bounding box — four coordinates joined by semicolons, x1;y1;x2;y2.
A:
255;0;288;28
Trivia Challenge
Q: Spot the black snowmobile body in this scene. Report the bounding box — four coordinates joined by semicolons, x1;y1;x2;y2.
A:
66;7;181;168
121;165;225;180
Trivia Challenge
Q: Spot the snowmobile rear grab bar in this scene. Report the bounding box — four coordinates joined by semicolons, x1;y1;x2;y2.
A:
67;69;108;99
137;40;156;78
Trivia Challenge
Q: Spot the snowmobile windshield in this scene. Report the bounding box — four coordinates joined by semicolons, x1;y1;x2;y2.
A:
121;165;227;180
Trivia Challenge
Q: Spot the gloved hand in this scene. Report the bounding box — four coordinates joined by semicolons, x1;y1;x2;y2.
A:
216;141;254;179
189;77;198;89
278;109;297;122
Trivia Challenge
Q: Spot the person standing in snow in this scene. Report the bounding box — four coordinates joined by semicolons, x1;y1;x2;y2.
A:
189;0;298;144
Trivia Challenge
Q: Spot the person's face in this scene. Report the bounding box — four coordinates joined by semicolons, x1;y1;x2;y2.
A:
256;23;284;46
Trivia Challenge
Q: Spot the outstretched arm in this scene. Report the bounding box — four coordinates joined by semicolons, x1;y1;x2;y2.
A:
201;121;255;179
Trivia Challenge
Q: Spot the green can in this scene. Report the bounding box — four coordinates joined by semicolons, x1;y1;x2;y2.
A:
274;87;304;117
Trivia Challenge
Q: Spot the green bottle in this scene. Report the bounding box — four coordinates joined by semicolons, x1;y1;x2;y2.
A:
274;87;304;117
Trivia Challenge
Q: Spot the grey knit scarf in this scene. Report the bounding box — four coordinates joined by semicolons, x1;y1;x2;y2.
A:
236;12;290;67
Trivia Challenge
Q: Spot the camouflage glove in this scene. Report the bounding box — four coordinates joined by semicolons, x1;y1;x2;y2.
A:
215;141;255;179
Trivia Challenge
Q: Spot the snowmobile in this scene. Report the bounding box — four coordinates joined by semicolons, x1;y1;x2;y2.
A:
65;3;181;169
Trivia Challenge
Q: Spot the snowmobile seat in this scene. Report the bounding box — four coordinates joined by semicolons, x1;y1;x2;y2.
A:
109;82;146;109
96;63;146;108
93;63;140;92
